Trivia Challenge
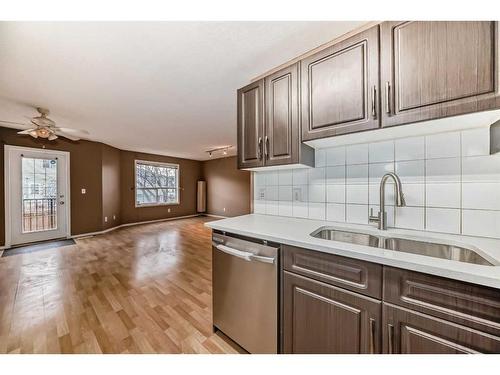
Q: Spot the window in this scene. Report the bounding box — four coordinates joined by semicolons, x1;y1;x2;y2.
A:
135;160;179;206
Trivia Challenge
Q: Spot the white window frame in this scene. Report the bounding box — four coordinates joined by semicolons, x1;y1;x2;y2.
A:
134;160;180;207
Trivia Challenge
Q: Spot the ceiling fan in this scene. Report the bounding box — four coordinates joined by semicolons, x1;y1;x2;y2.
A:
0;107;89;141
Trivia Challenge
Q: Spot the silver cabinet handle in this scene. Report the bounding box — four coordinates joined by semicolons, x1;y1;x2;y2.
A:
371;85;377;119
264;136;269;159
387;323;394;354
257;137;263;160
214;244;275;264
385;81;391;114
369;318;376;354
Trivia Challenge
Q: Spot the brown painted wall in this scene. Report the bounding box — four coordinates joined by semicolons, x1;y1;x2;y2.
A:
201;156;251;217
102;144;121;230
120;150;203;224
0;126;251;246
0;126;103;244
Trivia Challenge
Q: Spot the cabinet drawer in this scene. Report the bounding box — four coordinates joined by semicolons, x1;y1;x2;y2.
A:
383;267;500;336
283;245;382;298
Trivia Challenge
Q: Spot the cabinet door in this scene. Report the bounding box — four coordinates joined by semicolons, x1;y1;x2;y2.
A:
264;64;299;166
237;80;264;169
301;26;380;141
283;271;381;354
381;21;500;127
383;303;500;354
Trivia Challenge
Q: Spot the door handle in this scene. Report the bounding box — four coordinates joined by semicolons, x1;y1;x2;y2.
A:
264;136;269;159
387;323;394;354
59;201;65;205
257;137;263;160
385;81;391;114
369;318;376;354
371;85;377;119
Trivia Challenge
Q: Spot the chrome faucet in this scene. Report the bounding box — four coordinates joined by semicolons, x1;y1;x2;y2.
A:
369;172;406;230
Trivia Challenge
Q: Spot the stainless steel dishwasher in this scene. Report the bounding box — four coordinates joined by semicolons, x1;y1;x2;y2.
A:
212;231;279;354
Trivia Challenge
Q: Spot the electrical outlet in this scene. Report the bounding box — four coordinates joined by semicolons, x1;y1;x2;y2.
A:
293;187;302;202
113;215;116;220
81;188;86;194
223;207;226;212
104;216;108;222
258;188;265;200
167;208;171;213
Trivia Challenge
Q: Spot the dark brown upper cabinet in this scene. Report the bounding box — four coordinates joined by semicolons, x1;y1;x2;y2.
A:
237;64;314;170
264;64;300;166
237;80;265;169
301;26;380;141
381;21;500;127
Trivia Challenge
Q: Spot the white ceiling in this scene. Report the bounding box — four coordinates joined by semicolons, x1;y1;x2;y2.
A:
0;21;366;160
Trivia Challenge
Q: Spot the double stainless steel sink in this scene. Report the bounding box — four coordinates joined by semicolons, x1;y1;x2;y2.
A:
311;227;495;266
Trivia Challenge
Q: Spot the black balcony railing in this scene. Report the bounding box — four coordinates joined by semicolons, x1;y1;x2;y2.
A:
22;198;57;233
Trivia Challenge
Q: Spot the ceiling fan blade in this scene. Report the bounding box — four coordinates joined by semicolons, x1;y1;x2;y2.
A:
55;131;80;141
17;129;37;135
0;120;30;126
53;127;89;136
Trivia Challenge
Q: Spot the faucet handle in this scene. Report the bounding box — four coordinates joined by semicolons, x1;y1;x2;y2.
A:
369;208;379;223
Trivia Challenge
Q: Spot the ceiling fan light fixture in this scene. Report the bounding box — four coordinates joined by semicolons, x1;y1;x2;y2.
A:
36;127;51;138
29;130;39;138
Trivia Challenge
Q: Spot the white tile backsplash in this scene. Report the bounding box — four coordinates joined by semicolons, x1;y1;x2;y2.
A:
346;204;368;224
426;208;461;234
369;141;394;163
326;166;346;184
346;144;368;165
346;185;368;204
253;127;500;239
425;132;461;159
426;158;461;183
327;184;345;203
309;184;326;203
308;203;326;220
426;183;461;208
462;155;500;182
396;206;424;230
395;136;425;161
462;210;500;238
462;183;500;210
326;146;346;166
327;203;346;222
461;128;490;157
346;164;368;184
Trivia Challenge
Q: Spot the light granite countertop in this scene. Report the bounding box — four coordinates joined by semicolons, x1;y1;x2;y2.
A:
205;214;500;289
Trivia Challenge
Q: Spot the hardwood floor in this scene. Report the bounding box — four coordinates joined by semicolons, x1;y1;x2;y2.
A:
0;216;245;354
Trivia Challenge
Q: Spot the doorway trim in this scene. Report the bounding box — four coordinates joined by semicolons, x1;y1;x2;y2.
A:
4;145;71;249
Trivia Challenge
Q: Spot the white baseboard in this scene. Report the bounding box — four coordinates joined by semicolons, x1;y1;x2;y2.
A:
71;214;202;240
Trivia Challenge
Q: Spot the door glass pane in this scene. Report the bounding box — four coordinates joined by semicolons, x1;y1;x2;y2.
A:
22;157;57;233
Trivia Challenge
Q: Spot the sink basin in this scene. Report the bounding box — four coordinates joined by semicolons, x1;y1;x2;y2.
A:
383;237;494;266
310;227;495;266
310;228;380;247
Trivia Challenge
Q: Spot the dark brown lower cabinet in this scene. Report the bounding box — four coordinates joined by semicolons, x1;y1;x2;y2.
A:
382;303;500;354
283;271;381;354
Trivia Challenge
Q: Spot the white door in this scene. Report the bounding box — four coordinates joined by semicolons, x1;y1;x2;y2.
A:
5;146;70;246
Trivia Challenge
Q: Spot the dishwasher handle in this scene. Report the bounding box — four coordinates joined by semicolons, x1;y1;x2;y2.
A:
214;243;276;264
